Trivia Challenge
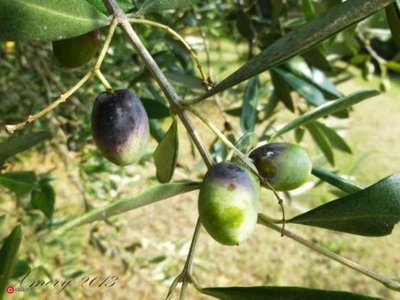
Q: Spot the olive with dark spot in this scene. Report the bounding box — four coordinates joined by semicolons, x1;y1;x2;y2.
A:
91;89;149;166
249;142;312;191
198;162;260;246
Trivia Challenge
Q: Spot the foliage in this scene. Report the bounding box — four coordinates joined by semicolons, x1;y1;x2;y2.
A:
1;0;400;299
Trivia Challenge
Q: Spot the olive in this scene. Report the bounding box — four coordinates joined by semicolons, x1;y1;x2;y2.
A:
91;89;149;166
198;162;260;246
249;142;312;191
52;29;100;68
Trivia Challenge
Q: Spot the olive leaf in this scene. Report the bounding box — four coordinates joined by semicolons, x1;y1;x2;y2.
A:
270;89;379;140
306;122;335;165
270;68;294;112
0;225;23;300
193;0;392;102
154;119;179;183
136;0;201;16
313;121;352;154
288;173;400;236
31;179;56;219
272;67;326;107
240;76;260;133
234;132;259;154
311;166;363;194
0;131;51;166
0;171;37;195
0;0;109;41
200;286;383;300
57;181;200;232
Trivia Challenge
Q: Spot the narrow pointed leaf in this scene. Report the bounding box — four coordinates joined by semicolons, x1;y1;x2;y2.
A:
193;0;391;102
154;120;179;183
288;174;400;236
270;90;379;140
273;67;326;107
0;0;109;41
306;122;334;165
0;171;37;195
11;259;31;279
141;98;171;119
0;132;51;165
31;180;55;219
311;166;363;194
0;225;23;300
314;121;352;154
57;181;200;232
85;0;133;14
241;76;260;133
235;132;259;154
137;0;201;15
200;286;383;300
270;69;294;112
0;215;4;236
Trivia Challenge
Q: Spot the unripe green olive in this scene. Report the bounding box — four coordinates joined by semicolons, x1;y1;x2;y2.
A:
249;142;312;191
91;89;149;166
198;162;260;246
52;29;100;68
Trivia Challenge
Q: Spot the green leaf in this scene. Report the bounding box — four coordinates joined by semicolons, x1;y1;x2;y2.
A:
0;215;4;236
311;166;363;194
270;69;294;112
85;0;133;14
164;71;205;92
193;0;392;102
240;76;260;133
141;98;171;119
0;225;23;300
57;181;200;232
11;259;30;279
0;0;109;41
154;120;179;183
0;132;51;166
314;121;352;154
31;179;55;219
273;67;326;107
137;0;201;15
234;132;259;154
270;90;379;140
306;122;334;165
200;286;383;300
149;119;166;143
288;173;400;236
0;171;37;195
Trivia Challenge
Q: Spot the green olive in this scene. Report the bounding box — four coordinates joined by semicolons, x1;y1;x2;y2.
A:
52;29;100;68
198;162;260;246
249;142;312;191
91;89;149;166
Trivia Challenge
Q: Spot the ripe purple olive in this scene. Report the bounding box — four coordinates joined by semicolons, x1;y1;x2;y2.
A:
91;89;149;166
52;29;100;68
249;142;312;191
198;162;260;246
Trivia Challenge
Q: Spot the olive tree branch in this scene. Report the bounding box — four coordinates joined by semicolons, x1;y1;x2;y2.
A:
101;1;215;299
258;214;400;292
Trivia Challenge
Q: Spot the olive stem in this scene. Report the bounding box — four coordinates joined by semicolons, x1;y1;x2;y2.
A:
258;214;400;292
128;18;212;90
103;1;214;169
5;71;92;134
101;1;214;299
